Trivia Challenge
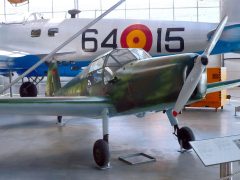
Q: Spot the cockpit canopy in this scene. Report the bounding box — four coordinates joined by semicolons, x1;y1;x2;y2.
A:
87;48;151;85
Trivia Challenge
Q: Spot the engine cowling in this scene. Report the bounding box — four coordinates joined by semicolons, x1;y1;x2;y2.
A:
184;65;207;100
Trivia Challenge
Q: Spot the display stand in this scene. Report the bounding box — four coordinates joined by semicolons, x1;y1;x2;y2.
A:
220;162;233;180
234;106;240;116
190;135;240;180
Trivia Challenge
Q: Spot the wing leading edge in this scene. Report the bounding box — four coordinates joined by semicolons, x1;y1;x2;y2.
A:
0;49;86;77
207;79;240;94
0;96;113;118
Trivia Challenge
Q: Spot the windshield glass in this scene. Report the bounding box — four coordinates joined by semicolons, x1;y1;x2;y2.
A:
89;57;105;73
110;49;137;66
105;48;151;70
87;48;152;85
130;48;151;60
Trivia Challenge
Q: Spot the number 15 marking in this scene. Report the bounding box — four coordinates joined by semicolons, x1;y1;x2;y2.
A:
157;28;185;53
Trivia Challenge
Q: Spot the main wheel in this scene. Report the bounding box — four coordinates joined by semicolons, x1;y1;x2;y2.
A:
177;126;195;150
19;82;37;97
57;116;62;124
93;139;110;167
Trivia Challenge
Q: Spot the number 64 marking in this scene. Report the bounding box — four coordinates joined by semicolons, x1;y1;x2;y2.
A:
82;29;117;52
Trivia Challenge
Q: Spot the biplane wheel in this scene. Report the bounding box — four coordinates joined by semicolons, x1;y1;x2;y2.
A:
177;126;195;150
19;82;37;97
93;139;110;167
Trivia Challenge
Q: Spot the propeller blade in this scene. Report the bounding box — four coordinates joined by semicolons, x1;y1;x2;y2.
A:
172;16;228;117
203;15;228;57
172;56;204;116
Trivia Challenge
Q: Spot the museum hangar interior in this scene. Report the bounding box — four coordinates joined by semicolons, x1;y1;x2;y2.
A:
0;0;240;179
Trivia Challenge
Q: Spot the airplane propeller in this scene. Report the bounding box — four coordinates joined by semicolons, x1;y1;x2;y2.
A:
172;16;228;117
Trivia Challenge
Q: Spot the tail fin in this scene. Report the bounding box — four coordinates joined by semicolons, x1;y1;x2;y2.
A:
45;62;61;96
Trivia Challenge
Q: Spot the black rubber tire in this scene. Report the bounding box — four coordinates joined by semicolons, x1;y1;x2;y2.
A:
177;126;195;150
19;82;37;97
57;116;62;123
93;139;110;167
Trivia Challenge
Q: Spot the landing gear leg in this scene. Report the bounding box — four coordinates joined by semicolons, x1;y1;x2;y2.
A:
9;70;13;97
93;108;110;169
166;109;195;151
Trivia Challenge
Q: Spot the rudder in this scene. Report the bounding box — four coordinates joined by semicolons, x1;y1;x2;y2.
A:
45;62;61;96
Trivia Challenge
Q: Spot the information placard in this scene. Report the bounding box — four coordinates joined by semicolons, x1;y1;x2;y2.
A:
190;135;240;166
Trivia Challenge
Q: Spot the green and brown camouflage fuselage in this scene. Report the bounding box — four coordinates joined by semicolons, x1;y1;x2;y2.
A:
54;52;206;115
0;48;239;118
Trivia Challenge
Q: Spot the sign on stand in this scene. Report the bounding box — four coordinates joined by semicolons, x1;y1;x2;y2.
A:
190;135;240;180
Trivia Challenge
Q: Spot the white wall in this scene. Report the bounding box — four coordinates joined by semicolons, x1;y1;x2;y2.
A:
220;0;240;81
208;55;221;68
223;53;240;80
221;0;240;23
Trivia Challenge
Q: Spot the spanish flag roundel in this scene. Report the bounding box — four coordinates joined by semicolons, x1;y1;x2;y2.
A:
120;24;153;52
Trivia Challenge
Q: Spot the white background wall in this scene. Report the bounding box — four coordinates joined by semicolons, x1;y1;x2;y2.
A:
223;53;240;81
221;0;240;23
221;0;240;81
208;55;221;68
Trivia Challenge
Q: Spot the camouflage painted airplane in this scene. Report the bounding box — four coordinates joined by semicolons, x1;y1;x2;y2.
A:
0;16;239;168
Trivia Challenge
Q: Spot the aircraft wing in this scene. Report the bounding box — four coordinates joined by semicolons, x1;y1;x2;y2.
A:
0;96;113;118
0;49;42;76
0;48;85;77
207;79;240;93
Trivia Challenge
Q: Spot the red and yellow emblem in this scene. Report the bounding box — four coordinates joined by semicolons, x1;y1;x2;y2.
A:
120;24;152;51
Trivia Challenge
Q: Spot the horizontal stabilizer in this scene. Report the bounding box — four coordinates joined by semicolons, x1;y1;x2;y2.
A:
207;24;240;54
208;24;240;43
207;79;240;93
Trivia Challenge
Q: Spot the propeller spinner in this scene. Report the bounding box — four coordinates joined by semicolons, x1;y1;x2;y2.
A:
172;16;228;117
